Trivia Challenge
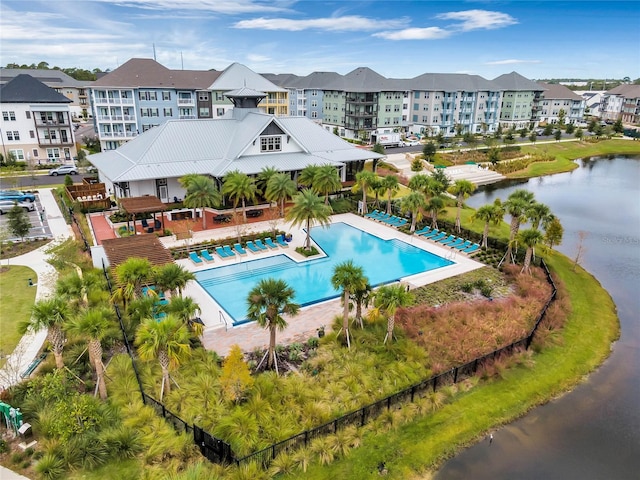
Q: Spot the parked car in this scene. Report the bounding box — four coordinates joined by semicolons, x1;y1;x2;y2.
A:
0;190;36;202
401;140;421;147
0;200;36;214
49;165;78;176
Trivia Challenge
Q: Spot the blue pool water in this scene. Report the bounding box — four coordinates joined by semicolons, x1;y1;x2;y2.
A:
195;222;453;324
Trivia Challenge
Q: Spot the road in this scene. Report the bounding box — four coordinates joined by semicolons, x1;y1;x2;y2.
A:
0;172;84;190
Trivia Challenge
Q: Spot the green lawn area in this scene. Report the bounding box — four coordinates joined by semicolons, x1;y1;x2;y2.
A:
0;265;38;368
294;251;619;479
512;139;640;178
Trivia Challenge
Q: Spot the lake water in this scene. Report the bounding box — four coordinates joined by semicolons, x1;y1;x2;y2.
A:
436;155;640;479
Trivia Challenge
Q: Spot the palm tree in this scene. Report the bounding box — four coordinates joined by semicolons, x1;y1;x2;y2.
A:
153;263;195;298
350;281;372;329
286;190;332;251
182;175;221;229
66;307;115;399
166;296;202;336
371;175;385;209
407;173;430;195
472;199;505;249
400;191;426;233
504;189;536;263
517;228;545;274
449;179;477;233
429;170;450;197
56;269;106;311
331;261;368;350
26;297;71;369
112;257;153;309
353;170;376;215
381;175;400;214
426;195;445;229
371;284;413;344
256;166;279;197
126;296;157;331
246;278;300;372
135;315;191;400
222;170;257;222
313;165;342;205
265;172;297;217
527;202;553;230
298;165;320;189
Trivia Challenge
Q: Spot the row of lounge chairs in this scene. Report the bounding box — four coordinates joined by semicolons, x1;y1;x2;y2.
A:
364;209;408;227
414;226;481;254
188;235;290;265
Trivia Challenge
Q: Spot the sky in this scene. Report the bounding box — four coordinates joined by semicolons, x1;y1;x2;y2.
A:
1;0;639;81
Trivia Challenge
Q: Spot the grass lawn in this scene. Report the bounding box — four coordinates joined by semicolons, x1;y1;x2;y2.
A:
511;139;640;178
293;251;619;479
0;265;38;368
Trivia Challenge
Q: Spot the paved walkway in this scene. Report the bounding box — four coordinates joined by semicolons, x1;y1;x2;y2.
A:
0;466;31;479
0;188;73;391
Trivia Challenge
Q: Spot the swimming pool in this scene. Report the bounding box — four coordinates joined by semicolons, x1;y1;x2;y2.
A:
195;222;454;324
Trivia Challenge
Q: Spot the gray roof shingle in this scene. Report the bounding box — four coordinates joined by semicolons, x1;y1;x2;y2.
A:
493;71;545;91
0;74;72;103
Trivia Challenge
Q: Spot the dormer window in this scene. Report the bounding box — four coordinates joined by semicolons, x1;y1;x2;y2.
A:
261;136;281;152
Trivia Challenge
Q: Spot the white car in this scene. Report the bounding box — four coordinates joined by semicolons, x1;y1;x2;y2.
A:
0;200;36;214
49;165;78;176
401;140;421;147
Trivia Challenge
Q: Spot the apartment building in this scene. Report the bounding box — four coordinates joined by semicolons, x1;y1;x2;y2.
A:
601;84;640;124
90;59;287;150
209;63;288;118
0;68;91;121
90;59;221;150
0;74;77;164
493;72;545;130
406;74;502;136
535;83;586;125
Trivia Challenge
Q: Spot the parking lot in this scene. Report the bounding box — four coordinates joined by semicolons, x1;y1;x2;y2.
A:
0;195;52;241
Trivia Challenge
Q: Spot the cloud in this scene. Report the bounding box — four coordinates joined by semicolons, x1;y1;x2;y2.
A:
234;15;407;32
374;27;450;40
94;0;291;14
485;59;541;65
436;10;517;31
247;53;271;62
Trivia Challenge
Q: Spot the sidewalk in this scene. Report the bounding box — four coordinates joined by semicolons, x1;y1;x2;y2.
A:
0;188;73;391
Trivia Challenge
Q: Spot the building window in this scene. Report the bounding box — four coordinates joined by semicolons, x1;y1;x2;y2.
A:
199;107;210;117
260;136;282;152
30;130;35;138
142;124;153;132
198;92;209;101
162;91;171;101
46;148;60;160
311;90;318;96
9;149;24;160
385;105;391;112
32;149;39;157
2;111;16;121
412;115;418;122
311;100;317;107
163;108;172;116
311;111;318;118
216;108;225;116
6;131;19;141
215;92;224;101
139;91;157;101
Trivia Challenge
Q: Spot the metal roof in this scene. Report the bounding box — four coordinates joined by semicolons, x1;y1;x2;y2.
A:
537;83;584;101
407;73;502;92
209;63;286;92
89;112;383;182
0;68;90;87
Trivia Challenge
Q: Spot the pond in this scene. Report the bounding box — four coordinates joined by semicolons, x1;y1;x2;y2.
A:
436;155;640;479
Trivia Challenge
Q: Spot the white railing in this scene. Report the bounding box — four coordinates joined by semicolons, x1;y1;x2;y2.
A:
178;98;194;105
179;115;196;119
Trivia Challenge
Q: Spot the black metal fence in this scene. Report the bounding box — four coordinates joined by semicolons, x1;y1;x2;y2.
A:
99;244;556;469
233;258;556;469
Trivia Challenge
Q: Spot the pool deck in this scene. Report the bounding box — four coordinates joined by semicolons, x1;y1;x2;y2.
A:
165;213;483;356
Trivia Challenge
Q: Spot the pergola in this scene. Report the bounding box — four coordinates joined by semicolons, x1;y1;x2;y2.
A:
119;196;167;233
102;235;175;270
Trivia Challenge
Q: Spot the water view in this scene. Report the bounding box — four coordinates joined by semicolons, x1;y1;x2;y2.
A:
436;155;640;479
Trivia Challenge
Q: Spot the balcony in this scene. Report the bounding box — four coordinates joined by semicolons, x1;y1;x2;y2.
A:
34;118;70;127
39;138;73;146
179;115;197;120
178;98;195;105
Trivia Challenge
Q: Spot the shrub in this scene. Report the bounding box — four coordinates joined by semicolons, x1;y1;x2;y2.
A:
34;453;66;480
296;246;319;257
0;439;8;454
